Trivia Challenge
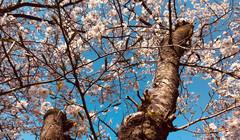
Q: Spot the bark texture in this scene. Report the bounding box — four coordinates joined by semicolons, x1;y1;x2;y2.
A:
118;22;194;140
40;108;73;140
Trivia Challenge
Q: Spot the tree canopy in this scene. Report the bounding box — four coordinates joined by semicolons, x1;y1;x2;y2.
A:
0;0;239;140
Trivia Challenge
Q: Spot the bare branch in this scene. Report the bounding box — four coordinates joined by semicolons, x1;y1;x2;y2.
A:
176;104;240;130
0;0;84;15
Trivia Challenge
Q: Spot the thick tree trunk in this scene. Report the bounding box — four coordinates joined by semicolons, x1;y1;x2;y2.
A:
40;108;73;140
118;22;194;140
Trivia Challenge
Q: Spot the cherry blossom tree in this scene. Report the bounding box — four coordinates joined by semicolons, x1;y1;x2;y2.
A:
0;0;239;140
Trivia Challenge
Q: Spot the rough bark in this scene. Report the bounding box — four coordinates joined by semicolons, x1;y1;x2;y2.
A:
40;108;74;140
118;22;194;140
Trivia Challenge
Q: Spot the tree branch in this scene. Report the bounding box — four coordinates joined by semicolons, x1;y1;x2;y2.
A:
180;63;240;79
0;0;84;15
10;14;55;25
1;38;23;87
176;104;240;130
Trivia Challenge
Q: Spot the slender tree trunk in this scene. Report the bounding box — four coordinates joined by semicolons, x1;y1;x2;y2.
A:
118;22;194;140
40;108;73;140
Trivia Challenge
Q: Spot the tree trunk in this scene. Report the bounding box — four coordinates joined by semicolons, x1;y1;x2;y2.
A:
40;108;73;140
118;22;194;140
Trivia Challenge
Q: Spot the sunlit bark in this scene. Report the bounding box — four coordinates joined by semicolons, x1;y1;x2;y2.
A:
118;22;194;140
40;109;73;140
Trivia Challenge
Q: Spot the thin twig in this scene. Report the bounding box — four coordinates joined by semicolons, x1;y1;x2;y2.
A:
176;104;240;130
126;96;138;107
